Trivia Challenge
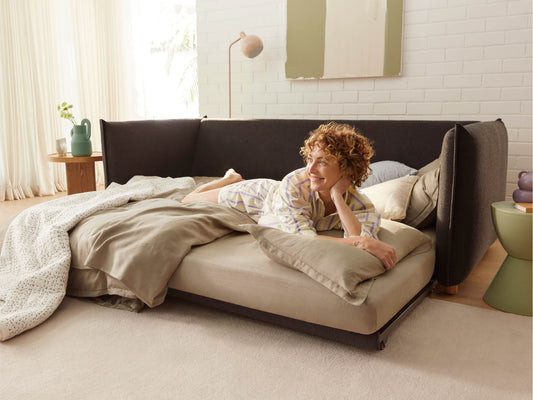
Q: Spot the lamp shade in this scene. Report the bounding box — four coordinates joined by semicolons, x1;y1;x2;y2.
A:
239;32;263;58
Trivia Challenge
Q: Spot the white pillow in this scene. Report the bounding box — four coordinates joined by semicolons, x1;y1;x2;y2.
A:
361;161;418;188
360;175;419;221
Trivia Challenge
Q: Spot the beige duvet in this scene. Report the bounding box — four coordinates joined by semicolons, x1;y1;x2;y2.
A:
68;198;255;309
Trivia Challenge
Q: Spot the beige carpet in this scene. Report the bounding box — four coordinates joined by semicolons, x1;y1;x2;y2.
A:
0;296;531;399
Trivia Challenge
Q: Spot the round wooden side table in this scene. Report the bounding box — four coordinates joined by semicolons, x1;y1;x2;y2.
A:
48;152;103;195
483;201;532;316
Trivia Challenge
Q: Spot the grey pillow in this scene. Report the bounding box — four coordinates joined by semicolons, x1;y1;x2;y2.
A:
361;161;418;188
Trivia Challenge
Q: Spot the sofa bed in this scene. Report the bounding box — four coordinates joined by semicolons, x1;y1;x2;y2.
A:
0;118;508;348
70;117;506;349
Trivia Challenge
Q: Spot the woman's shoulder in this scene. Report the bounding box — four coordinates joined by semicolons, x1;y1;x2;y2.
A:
281;167;308;183
277;168;313;201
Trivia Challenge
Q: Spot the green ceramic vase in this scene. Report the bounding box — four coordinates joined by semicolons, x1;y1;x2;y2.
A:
71;118;92;157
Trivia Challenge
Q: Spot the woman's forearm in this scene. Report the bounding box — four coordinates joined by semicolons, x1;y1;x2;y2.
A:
331;192;362;237
317;235;356;246
316;235;397;270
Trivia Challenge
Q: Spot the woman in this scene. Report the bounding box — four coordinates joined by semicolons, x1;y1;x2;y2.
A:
182;122;397;269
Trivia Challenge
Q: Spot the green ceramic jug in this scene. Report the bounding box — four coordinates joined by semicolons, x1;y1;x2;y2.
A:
71;118;92;157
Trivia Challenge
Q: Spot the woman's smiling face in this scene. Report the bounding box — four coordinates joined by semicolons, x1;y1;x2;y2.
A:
305;146;344;193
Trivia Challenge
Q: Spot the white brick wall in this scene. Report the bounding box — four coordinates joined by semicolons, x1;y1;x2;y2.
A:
197;0;532;198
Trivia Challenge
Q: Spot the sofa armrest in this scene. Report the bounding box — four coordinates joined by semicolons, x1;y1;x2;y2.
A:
435;119;508;286
100;118;201;185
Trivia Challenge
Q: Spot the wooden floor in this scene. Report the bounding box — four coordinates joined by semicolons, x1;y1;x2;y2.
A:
0;189;507;311
429;240;506;310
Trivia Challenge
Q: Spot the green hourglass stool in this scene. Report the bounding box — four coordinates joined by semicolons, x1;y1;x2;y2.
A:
483;201;532;316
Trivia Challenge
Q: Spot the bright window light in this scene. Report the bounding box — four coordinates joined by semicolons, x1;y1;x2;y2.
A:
132;0;198;119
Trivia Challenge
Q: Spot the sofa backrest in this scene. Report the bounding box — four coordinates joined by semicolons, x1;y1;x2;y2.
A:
101;117;476;185
191;119;474;180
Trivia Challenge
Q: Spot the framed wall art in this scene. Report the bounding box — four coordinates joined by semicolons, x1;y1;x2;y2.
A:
285;0;403;79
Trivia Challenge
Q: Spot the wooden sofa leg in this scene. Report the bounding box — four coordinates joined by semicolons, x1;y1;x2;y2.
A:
436;283;459;295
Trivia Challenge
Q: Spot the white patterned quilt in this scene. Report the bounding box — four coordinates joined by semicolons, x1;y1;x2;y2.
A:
0;176;195;341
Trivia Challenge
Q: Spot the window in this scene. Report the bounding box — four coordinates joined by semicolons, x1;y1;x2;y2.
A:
132;0;198;118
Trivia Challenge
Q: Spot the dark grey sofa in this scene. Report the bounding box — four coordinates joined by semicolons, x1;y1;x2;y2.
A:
100;117;508;349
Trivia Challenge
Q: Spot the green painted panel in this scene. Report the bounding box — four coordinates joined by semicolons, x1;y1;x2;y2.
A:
383;0;403;76
285;0;326;79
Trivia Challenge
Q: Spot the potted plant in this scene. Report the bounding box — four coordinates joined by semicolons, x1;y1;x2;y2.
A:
57;102;92;157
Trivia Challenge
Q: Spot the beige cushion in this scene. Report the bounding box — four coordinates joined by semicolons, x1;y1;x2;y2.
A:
360;175;419;221
403;159;440;229
245;219;432;306
416;158;440;176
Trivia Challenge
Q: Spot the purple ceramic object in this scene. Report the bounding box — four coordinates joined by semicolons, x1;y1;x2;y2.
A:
513;188;533;203
518;170;532;191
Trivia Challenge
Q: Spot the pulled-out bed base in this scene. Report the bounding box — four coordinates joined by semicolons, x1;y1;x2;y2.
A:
168;281;436;351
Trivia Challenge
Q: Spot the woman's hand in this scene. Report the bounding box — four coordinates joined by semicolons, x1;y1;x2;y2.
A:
330;176;352;199
356;237;397;270
329;176;362;237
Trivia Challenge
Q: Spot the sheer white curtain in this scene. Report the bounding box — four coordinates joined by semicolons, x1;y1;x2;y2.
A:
0;0;141;201
0;1;62;200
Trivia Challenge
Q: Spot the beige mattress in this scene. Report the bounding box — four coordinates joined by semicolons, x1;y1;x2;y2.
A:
168;230;435;335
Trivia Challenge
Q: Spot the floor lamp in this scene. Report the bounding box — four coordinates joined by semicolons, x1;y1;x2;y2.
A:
228;32;263;118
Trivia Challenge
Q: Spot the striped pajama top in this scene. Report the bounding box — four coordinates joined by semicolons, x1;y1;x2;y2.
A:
218;167;380;238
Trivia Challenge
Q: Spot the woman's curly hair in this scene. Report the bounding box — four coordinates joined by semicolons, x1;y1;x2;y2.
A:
300;122;374;187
